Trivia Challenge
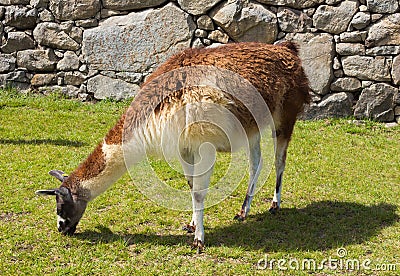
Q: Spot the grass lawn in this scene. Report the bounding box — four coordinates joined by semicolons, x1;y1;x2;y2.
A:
0;89;399;275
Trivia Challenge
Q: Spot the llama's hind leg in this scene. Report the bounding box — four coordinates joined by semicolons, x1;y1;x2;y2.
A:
235;133;262;221
269;134;289;214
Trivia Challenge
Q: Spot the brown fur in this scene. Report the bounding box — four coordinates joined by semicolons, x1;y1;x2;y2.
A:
132;42;311;138
64;42;311;196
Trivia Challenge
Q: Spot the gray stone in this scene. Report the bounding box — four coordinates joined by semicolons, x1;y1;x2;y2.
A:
116;72;142;84
100;9;126;19
0;54;16;73
33;23;80;51
313;1;358;34
76;19;98;28
395;91;400;105
195;29;208;38
103;0;168;11
351;12;370;29
336;43;365;56
17;50;57;72
290;33;334;95
366;0;399;13
208;30;229;43
324;0;341;5
203;38;212;46
87;75;139;100
197;15;214;30
385;122;398;128
4;6;37;29
83;4;195;73
192;38;204;48
5;70;29;83
359;5;368;12
1;32;35;53
210;1;277;43
366;14;400;47
178;0;223;15
339;31;367;42
334;69;344;78
64;71;86;86
354;83;397;122
342;56;391;81
361;81;374;88
38;9;54;22
69;27;83;44
1;71;30;90
277;8;312;32
30;0;49;8
371;14;383;22
0;0;29;3
392;55;400;85
366;46;400;56
330;77;362;92
39;85;80;98
256;0;324;9
49;0;101;21
100;71;116;78
31;73;57;86
333;57;341;70
394;106;400;116
303;92;353;120
57;51;80;71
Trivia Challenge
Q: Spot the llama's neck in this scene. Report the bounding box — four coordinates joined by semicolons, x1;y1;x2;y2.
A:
79;141;128;200
64;111;164;201
64;114;139;201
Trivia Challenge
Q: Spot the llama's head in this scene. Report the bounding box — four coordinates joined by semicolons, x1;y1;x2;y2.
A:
36;170;87;235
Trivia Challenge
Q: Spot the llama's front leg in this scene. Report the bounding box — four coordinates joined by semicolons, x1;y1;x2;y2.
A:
191;189;206;253
235;134;262;221
180;149;197;234
182;191;196;234
190;150;214;253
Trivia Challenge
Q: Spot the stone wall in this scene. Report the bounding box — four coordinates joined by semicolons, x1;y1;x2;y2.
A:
0;0;399;122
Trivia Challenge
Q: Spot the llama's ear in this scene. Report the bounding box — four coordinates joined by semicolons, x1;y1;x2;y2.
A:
49;170;68;182
35;187;73;202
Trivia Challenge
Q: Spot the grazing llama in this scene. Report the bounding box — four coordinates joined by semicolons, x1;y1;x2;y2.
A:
36;42;311;252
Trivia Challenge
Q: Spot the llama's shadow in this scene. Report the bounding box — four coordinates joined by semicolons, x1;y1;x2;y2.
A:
76;201;398;252
0;138;86;147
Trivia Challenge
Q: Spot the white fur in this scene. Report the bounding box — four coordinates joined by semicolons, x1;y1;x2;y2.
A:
80;143;127;200
57;215;66;229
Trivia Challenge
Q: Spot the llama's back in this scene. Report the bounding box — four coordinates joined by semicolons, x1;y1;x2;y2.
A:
123;42;311;155
145;42;311;116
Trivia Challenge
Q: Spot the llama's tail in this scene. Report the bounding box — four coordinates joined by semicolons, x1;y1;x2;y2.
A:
278;41;300;55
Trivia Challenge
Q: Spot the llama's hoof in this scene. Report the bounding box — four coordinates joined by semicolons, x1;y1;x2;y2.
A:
269;202;280;214
234;209;246;221
192;238;204;254
182;224;196;233
234;213;245;221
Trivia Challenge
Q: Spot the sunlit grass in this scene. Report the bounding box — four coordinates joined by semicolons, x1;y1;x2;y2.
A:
0;89;399;275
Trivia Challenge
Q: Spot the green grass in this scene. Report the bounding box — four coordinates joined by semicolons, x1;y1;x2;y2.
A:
0;89;399;275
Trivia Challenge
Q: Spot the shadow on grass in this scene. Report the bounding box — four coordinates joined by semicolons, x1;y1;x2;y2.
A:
75;201;398;252
0;138;87;147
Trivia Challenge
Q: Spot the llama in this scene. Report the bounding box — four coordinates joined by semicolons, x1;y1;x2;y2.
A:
36;42;311;252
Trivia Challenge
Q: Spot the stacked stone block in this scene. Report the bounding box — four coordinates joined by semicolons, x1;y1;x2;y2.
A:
0;0;399;122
